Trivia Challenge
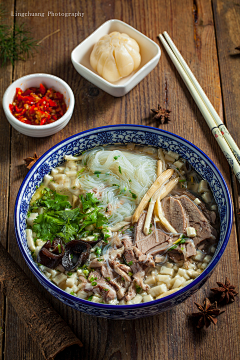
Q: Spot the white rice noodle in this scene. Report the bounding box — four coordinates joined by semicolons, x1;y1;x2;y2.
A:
77;147;157;226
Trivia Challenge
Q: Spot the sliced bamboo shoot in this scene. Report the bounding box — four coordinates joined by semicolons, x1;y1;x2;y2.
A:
132;169;174;223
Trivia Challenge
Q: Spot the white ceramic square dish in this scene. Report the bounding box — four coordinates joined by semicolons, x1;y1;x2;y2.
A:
71;19;161;97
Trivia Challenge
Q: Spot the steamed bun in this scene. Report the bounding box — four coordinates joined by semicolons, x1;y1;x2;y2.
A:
90;32;141;82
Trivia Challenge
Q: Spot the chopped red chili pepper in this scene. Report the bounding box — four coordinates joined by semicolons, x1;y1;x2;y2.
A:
9;84;67;126
39;83;46;95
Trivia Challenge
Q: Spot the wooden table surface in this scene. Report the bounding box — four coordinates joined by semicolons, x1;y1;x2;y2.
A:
0;0;240;359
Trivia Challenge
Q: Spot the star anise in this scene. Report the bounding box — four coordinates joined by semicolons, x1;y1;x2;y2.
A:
24;152;40;169
211;277;238;304
192;298;224;328
151;105;171;124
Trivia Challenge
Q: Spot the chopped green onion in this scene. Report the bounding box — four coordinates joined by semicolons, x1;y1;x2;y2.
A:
67;272;72;276
92;281;97;286
87;295;93;301
83;269;89;277
114;155;120;160
118;166;122;174
95;247;101;257
179;179;186;182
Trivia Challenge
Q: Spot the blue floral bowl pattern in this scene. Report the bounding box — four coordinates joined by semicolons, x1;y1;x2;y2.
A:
15;125;232;319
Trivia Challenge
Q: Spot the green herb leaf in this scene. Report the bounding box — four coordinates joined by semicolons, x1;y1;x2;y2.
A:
118;166;122;174
136;284;142;293
129;190;137;199
113;155;120;160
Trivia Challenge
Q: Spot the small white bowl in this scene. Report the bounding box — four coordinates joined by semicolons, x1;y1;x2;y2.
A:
3;74;75;137
71;19;161;97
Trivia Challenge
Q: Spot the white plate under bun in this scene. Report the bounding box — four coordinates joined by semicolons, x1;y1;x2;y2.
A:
71;19;161;97
3;73;75;137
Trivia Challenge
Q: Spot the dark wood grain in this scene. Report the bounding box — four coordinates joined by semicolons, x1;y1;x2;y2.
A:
1;0;240;359
212;0;240;250
0;0;15;358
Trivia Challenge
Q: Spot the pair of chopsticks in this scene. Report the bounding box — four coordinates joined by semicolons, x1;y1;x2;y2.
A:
159;31;240;184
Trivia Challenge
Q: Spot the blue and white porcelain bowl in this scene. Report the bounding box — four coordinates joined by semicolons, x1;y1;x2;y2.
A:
14;125;232;319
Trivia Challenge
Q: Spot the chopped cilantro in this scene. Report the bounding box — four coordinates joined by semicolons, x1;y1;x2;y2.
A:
129;179;132;182
70;291;75;295
97;258;104;262
70;254;73;259
104;288;108;291
128;261;133;266
129;190;137;199
118;166;122;174
106;277;110;281
128;272;133;276
136;284;142;293
67;272;72;276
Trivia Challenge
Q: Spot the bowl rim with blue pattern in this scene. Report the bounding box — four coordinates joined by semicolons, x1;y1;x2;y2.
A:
14;125;232;319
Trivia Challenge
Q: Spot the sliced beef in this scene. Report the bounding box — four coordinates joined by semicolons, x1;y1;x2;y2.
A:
177;195;216;246
122;236;133;247
123;247;136;264
109;246;124;260
78;275;88;289
111;235;123;247
112;261;132;282
171;189;217;225
89;258;105;268
84;269;117;302
130;262;143;275
146;239;174;256
161;196;188;233
184;240;197;258
125;281;137;301
168;240;196;262
116;280;131;300
134;213;170;254
133;270;149;291
88;270;102;281
97;280;117;302
101;264;115;280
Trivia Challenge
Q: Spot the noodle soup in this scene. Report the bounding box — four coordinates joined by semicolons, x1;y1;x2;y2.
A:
26;144;219;305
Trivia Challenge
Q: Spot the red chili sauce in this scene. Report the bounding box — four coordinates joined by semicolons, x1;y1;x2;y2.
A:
9;84;67;125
